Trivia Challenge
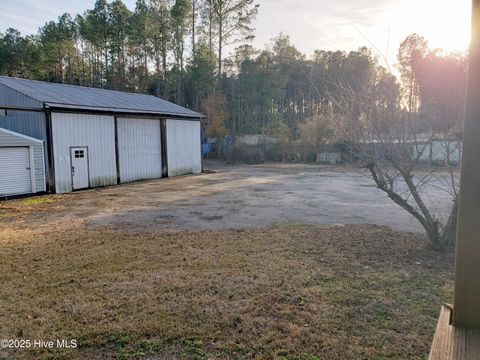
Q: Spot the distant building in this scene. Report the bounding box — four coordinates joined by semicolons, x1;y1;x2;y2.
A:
365;133;462;165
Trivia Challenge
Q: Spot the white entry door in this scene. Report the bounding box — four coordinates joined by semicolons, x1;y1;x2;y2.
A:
70;147;89;190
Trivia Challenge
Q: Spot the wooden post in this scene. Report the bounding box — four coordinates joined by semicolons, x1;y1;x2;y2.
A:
453;0;480;329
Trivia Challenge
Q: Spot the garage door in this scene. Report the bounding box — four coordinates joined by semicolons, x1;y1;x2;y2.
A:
166;119;201;177
117;118;162;183
0;147;32;196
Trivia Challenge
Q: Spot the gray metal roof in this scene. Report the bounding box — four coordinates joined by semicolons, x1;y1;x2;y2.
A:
0;76;203;118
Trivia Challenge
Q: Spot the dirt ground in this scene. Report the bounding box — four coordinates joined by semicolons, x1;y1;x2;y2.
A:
0;161;453;233
0;162;454;359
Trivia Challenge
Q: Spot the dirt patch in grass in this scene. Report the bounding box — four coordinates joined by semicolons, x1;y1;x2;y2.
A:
0;195;76;222
0;224;453;359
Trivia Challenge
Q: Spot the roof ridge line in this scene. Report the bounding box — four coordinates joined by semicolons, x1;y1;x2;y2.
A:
0;76;160;99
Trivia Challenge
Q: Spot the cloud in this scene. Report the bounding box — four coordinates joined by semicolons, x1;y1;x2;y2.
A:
251;0;398;55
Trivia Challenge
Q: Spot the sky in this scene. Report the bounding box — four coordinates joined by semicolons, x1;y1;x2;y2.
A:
0;0;472;68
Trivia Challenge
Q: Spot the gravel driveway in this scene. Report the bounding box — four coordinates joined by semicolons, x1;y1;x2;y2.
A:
2;161;455;233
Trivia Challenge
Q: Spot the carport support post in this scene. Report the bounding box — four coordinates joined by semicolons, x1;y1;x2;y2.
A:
453;0;480;328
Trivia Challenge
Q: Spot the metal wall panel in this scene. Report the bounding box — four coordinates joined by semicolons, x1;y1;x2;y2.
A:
166;119;202;177
32;145;45;191
0;128;46;195
411;144;431;161
431;141;462;163
0;111;46;141
51;112;117;193
117;118;162;183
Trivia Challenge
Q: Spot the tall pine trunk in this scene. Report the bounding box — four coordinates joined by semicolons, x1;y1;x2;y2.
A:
191;0;196;55
218;13;223;83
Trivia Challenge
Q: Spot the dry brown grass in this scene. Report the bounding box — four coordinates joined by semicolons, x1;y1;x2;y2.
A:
0;195;75;220
0;224;453;360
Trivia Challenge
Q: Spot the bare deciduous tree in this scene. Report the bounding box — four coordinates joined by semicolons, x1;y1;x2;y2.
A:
330;35;465;252
339;107;461;252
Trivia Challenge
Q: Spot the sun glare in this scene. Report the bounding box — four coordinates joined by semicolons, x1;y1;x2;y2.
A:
394;0;471;53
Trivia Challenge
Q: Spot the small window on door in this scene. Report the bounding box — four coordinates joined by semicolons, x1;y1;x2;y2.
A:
74;150;85;158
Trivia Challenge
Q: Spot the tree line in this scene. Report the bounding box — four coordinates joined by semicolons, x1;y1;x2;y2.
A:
0;0;467;141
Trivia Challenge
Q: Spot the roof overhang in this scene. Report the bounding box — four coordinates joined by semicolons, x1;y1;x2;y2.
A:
43;103;205;119
0;126;44;143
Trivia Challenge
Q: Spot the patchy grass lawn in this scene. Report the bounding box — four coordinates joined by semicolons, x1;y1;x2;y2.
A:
0;224;453;359
0;195;74;219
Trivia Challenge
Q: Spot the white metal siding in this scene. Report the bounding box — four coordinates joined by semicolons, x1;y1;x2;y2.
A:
0;147;31;195
33;145;46;192
51;113;116;193
118;118;162;183
166;119;201;177
417;144;432;161
412;141;462;163
431;141;462;162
